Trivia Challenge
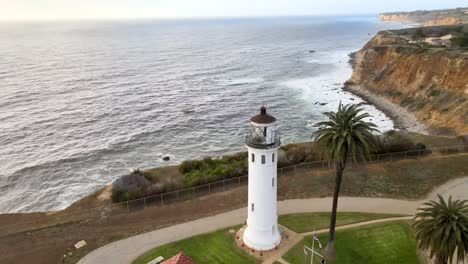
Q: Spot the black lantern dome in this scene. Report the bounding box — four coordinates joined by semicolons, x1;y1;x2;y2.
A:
250;106;276;124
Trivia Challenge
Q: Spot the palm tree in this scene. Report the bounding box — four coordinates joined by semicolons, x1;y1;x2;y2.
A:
312;103;379;261
413;195;468;264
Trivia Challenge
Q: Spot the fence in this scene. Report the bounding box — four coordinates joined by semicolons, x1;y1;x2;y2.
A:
0;144;467;237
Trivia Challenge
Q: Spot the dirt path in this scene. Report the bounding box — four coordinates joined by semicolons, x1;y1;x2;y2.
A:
78;176;468;264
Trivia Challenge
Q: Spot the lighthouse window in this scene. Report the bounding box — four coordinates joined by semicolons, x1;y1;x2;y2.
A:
251;153;255;162
272;153;275;162
261;155;265;164
251;203;254;212
272;178;275;187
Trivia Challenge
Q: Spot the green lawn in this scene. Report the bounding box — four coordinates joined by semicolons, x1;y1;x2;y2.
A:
132;226;257;264
279;212;405;233
283;221;418;264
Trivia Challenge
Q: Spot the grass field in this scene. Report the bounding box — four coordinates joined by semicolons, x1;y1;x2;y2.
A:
132;213;404;264
279;153;468;200
283;221;418;264
279;212;405;233
407;132;463;147
132;226;257;264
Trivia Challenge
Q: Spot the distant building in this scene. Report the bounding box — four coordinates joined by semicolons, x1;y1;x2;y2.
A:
162;252;196;264
440;34;455;40
425;36;442;45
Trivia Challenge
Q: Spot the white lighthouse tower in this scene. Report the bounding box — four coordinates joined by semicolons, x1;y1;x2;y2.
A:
243;106;281;251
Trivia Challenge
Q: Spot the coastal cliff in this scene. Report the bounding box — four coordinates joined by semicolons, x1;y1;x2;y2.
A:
347;25;468;135
380;7;468;26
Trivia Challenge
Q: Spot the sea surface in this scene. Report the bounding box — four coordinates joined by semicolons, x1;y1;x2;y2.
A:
0;16;403;213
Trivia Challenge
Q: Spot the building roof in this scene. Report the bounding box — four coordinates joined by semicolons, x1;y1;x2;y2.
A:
250;106;276;124
162;252;196;264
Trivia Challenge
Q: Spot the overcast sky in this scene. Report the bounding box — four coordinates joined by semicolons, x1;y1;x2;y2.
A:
0;0;466;21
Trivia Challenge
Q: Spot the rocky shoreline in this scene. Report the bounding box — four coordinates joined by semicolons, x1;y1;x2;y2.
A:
344;84;430;134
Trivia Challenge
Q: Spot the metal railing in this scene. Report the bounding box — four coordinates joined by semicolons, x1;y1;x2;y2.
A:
0;143;467;237
245;134;281;149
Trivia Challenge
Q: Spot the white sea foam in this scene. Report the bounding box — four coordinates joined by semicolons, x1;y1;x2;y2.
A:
223;77;265;86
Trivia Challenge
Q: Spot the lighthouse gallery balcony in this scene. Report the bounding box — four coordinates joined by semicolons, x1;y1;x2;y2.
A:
245;133;281;149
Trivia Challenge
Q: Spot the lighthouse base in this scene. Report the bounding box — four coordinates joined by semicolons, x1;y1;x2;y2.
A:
242;225;281;251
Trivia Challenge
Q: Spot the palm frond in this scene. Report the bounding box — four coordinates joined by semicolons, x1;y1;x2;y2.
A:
312;103;379;166
413;195;468;264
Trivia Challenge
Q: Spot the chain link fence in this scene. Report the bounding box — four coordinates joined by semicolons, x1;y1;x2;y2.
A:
0;144;467;237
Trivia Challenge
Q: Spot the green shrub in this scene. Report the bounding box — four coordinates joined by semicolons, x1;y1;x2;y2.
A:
387;90;403;98
181;156;248;187
375;130;426;154
111;188;144;203
428;89;441;97
400;96;415;107
454;35;468;47
111;189;125;203
179;160;193;174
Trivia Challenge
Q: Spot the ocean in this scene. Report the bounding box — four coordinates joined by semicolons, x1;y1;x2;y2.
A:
0;16;403;213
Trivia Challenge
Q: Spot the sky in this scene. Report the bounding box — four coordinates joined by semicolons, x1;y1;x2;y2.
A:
0;0;466;21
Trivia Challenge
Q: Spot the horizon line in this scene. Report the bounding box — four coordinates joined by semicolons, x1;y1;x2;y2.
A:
0;12;382;23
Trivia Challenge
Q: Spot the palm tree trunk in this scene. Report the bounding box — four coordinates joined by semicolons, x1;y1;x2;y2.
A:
324;163;344;261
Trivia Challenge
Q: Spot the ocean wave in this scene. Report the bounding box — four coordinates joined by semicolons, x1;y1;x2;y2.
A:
223;77;265;86
0;17;399;212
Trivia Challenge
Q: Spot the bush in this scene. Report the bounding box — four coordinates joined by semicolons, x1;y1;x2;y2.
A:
111;188;144;203
181;155;248;188
111;189;125;203
179;160;194;174
454;35;468;47
375;130;427;153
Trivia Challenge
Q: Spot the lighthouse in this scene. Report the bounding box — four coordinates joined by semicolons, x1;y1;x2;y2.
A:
243;106;281;251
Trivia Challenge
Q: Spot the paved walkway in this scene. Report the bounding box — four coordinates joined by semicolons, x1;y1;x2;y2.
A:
78;176;468;264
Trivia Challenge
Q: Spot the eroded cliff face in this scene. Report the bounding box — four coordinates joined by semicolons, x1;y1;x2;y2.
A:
348;32;468;135
380;14;413;23
379;15;465;26
379;7;468;26
423;17;464;26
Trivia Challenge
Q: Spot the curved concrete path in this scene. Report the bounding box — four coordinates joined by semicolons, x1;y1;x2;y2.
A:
78;176;468;264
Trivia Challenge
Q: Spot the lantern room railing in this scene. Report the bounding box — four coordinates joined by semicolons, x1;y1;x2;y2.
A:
245;133;281;149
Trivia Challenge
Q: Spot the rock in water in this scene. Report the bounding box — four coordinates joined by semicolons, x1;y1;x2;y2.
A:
162;156;170;161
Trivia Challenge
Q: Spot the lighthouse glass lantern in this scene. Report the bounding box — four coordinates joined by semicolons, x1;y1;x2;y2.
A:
243;106;281;251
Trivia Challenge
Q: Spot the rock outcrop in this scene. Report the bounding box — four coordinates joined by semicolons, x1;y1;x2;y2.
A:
347;26;468;135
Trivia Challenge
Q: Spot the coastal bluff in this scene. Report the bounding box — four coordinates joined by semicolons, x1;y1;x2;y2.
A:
380;7;468;26
347;25;468;135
